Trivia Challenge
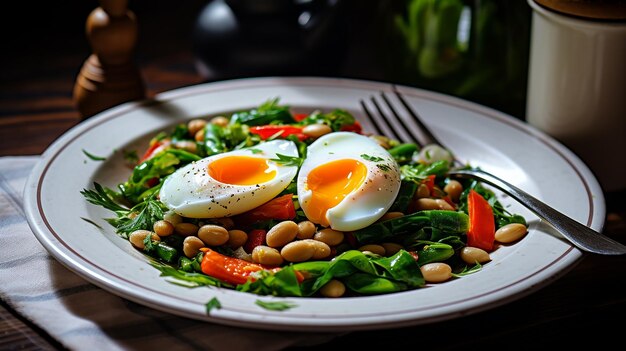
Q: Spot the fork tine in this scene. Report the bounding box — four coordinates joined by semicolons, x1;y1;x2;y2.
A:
359;99;385;136
380;92;426;147
368;96;406;143
392;87;441;147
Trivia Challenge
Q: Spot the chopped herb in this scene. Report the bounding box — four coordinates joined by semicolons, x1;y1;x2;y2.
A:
80;183;128;212
80;217;103;229
150;262;229;288
255;299;297;311
206;297;222;314
270;154;303;168
123;149;139;165
361;154;384;162
82;149;106;161
143;232;156;251
452;262;482;278
115;196;165;235
249;148;263;154
377;164;392;172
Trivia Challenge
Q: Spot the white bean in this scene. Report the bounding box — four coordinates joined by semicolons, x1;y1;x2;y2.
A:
420;262;452;283
495;223;528;243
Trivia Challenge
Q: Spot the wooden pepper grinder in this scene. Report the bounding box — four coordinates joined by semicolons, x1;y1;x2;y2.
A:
73;0;145;119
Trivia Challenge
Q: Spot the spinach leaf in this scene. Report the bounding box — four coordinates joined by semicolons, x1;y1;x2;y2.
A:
352;210;469;245
230;98;295;126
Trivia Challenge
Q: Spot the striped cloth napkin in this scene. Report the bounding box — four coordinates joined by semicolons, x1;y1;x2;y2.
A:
0;156;339;351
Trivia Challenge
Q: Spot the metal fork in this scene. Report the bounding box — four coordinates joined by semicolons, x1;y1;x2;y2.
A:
360;89;626;255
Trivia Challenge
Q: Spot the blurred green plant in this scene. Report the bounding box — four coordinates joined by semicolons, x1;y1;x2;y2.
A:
382;0;531;118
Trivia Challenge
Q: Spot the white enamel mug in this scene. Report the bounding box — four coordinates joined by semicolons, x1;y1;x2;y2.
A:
526;0;626;192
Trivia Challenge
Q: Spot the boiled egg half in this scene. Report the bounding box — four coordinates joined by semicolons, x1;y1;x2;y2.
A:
159;139;298;218
297;132;401;231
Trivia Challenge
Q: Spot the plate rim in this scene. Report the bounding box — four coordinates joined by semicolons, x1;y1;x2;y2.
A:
23;76;604;331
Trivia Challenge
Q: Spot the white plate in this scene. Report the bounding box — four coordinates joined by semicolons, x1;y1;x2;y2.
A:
24;77;604;332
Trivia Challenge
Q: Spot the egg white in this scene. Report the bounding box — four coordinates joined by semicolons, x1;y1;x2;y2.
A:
297;132;401;231
159;139;298;218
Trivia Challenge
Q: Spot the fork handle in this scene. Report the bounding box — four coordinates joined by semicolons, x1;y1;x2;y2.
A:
449;169;626;255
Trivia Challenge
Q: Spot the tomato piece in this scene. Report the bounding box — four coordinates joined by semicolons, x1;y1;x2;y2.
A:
467;190;495;251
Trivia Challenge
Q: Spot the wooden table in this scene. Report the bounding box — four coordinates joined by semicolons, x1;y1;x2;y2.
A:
2;1;625;349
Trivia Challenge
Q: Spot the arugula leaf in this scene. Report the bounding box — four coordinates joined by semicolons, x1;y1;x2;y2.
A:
82;149;106;161
255;300;297;311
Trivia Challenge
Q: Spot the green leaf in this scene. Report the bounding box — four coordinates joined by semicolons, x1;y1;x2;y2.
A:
150;262;231;288
361;154;384;162
82;149;106;161
299;109;355;131
122;149;139;165
255;299;297;311
270;154;303;168
143;232;156;252
80;217;103;229
205;297;222;314
229;98;295;126
80;183;128;212
400;160;450;183
452;262;482;278
293;250;424;296
237;266;303;297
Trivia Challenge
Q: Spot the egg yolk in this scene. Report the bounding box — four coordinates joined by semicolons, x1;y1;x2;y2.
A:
304;159;367;227
209;156;276;185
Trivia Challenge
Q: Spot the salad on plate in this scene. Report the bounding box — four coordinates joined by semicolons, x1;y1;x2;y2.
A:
81;98;528;305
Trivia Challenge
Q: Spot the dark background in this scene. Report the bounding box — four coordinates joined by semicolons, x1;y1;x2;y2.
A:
1;0;384;99
0;0;531;125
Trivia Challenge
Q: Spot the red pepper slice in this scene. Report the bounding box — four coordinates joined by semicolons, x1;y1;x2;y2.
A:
467;190;495;252
200;248;271;285
243;229;267;254
138;140;170;164
234;194;296;226
293;113;308;122
340;121;362;133
200;248;304;285
249;125;307;140
423;175;436;195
